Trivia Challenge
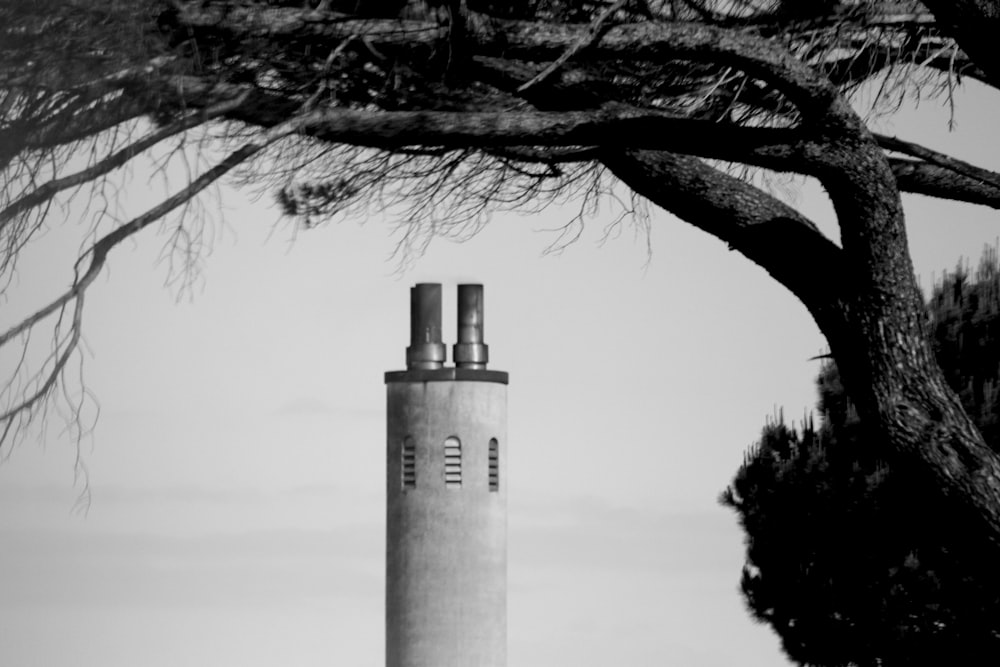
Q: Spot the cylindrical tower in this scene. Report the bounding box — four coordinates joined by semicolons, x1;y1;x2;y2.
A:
385;283;508;667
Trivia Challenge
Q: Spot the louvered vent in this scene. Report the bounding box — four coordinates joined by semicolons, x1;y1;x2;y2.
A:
402;436;416;490
444;436;462;489
488;438;499;492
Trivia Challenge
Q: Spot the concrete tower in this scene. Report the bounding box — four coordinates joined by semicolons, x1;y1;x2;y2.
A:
385;283;508;667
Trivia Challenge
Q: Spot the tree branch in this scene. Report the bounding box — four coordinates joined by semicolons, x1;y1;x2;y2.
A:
296;107;809;160
0;100;147;162
517;0;628;93
152;73;818;170
601;148;845;324
920;0;1000;89
876;132;1000;190
172;2;446;46
891;158;1000;210
0;144;253;353
485;146;602;163
0;104;315;434
0;91;249;236
152;82;814;174
172;4;847;122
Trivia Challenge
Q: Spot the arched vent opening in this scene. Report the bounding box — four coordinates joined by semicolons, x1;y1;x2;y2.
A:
488;438;499;492
444;436;462;489
402;436;416;490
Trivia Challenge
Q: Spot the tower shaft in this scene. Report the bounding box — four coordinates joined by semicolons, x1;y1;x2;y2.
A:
384;284;508;667
385;380;506;667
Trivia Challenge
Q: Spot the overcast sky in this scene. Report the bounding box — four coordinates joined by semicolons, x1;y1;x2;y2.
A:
1;82;998;667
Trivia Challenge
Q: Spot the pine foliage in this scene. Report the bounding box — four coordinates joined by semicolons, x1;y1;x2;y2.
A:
721;245;1000;666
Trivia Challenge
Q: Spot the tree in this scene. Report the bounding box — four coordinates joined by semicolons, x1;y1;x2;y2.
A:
3;0;1000;606
722;245;1000;666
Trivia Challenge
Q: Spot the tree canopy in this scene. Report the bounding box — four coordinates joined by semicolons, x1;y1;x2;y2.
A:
5;0;1000;642
723;246;1000;666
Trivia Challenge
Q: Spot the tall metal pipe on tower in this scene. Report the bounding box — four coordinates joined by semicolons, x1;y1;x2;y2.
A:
385;283;508;667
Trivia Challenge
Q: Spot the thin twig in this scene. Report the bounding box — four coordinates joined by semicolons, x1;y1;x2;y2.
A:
517;0;629;94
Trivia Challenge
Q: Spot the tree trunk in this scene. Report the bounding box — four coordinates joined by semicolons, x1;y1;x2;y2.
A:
817;138;1000;552
604;142;1000;553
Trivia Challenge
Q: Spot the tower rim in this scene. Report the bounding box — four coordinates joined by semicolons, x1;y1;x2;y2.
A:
384;368;509;385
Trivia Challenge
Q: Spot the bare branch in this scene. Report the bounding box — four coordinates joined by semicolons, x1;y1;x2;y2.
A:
170;5;846;121
601;147;846;329
891;158;1000;210
517;0;629;94
485;146;603;163
172;2;446;45
920;0;1000;88
0;106;314;437
0;297;85;426
876;132;1000;191
0;99;148;157
0;92;249;234
199;102;815;172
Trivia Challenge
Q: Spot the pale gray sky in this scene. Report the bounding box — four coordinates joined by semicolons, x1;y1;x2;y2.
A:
0;82;998;667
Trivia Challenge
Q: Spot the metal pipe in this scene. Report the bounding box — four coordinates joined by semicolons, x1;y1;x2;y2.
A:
454;284;489;369
406;283;446;370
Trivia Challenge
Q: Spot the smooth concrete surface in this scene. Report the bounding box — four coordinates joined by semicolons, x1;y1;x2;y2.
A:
386;380;507;667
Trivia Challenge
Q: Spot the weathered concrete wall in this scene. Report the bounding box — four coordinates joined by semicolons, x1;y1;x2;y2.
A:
385;379;507;667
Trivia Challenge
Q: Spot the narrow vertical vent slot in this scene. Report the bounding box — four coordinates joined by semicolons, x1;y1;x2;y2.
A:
488;438;499;492
402;436;416;490
444;436;462;489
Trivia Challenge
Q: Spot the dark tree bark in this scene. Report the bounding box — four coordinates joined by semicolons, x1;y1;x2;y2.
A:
921;0;1000;88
